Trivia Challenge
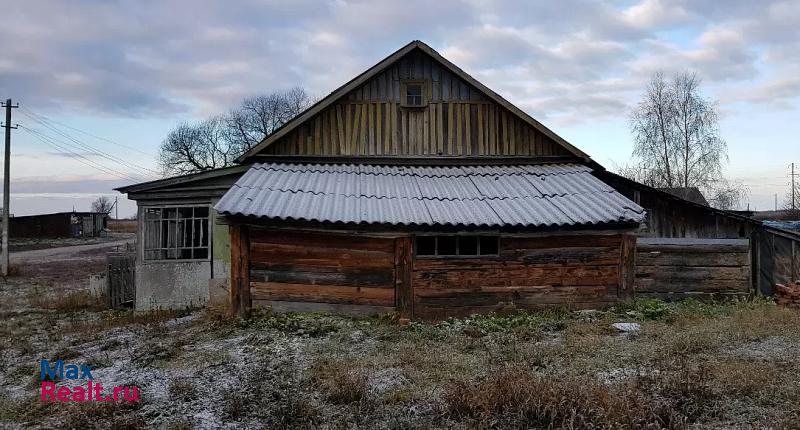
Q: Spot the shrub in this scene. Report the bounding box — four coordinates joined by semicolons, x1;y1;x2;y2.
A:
435;308;571;337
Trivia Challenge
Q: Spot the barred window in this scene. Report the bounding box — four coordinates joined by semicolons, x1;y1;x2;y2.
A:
143;206;209;260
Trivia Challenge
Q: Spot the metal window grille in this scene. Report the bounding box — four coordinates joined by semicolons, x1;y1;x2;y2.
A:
143;206;210;260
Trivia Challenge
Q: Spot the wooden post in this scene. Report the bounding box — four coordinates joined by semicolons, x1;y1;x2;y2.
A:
619;233;637;299
394;237;413;319
229;224;251;317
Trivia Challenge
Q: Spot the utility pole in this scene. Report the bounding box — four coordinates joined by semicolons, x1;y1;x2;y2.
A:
1;98;19;277
791;162;797;211
115;196;118;221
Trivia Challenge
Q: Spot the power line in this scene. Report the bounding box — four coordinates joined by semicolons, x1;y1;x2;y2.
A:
21;125;145;182
18;108;160;176
20;108;154;157
22;126;140;182
19;108;159;176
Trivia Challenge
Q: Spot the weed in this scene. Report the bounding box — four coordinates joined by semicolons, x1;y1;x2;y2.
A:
200;307;339;337
309;359;369;404
168;379;197;402
68;308;185;334
221;390;246;421
432;308;571;338
58;400;142;429
52;346;81;361
167;417;194;430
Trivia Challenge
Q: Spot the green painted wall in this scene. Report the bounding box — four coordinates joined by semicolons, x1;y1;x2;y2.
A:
212;207;230;262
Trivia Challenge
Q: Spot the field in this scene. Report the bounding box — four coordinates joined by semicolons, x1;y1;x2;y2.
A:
1;247;800;429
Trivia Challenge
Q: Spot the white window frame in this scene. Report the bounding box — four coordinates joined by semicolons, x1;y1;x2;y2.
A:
142;205;211;262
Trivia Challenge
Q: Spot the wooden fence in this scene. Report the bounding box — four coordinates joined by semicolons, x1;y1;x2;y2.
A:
754;227;800;296
635;238;751;299
107;252;135;308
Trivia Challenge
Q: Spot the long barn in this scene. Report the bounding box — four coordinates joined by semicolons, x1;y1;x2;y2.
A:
119;40;651;318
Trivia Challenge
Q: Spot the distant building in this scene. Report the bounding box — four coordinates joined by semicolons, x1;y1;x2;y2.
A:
10;211;108;239
658;187;709;206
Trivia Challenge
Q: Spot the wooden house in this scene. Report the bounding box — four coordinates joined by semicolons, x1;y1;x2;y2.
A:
118;40;649;317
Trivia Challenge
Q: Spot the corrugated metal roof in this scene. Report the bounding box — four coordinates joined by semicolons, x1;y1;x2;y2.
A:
214;162;645;228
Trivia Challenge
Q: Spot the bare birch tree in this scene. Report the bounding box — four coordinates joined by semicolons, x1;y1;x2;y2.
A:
625;71;746;209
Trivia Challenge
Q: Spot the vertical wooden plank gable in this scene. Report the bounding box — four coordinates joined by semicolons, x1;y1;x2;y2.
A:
260;49;573;158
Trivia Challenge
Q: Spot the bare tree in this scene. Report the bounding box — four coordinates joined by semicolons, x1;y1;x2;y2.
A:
91;196;114;214
160;88;312;175
625;71;744;209
780;181;800;211
225;87;312;155
706;181;749;210
158;117;234;175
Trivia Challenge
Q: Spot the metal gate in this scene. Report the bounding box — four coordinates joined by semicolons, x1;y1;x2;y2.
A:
107;252;135;308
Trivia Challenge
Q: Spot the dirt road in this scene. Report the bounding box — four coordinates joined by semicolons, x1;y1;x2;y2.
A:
10;235;135;264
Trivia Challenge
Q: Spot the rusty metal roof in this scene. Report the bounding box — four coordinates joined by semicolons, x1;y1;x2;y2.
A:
214;162;645;228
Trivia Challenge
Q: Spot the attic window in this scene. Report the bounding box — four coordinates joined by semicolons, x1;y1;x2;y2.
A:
401;81;427;107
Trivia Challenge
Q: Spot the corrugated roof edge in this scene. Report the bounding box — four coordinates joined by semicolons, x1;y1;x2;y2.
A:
217;211;642;230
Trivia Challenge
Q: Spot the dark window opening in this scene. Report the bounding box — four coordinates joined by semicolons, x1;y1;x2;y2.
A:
438;236;457;255
416;236;436;256
415;235;500;258
459;236;478;255
479;236;499;255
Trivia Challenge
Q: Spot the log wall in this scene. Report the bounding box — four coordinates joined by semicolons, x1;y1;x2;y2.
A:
411;234;629;319
247;230;397;312
634;238;751;299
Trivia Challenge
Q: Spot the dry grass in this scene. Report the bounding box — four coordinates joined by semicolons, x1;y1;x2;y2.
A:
168;379;198;402
309;358;370;404
444;366;685;429
66;309;186;334
107;219;137;233
28;288;107;313
4;260;800;430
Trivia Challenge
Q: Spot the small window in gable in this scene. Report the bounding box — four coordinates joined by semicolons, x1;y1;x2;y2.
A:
401;80;427;107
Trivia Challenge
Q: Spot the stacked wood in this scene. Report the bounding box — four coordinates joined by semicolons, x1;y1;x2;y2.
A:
776;282;800;308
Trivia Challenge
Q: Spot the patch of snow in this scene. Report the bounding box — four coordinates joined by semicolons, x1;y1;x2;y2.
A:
369;367;408;394
611;322;641;332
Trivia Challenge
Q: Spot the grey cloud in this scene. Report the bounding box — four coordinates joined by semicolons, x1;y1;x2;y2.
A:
0;0;797;126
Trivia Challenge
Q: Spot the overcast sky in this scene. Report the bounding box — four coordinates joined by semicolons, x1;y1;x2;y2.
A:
0;0;798;216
